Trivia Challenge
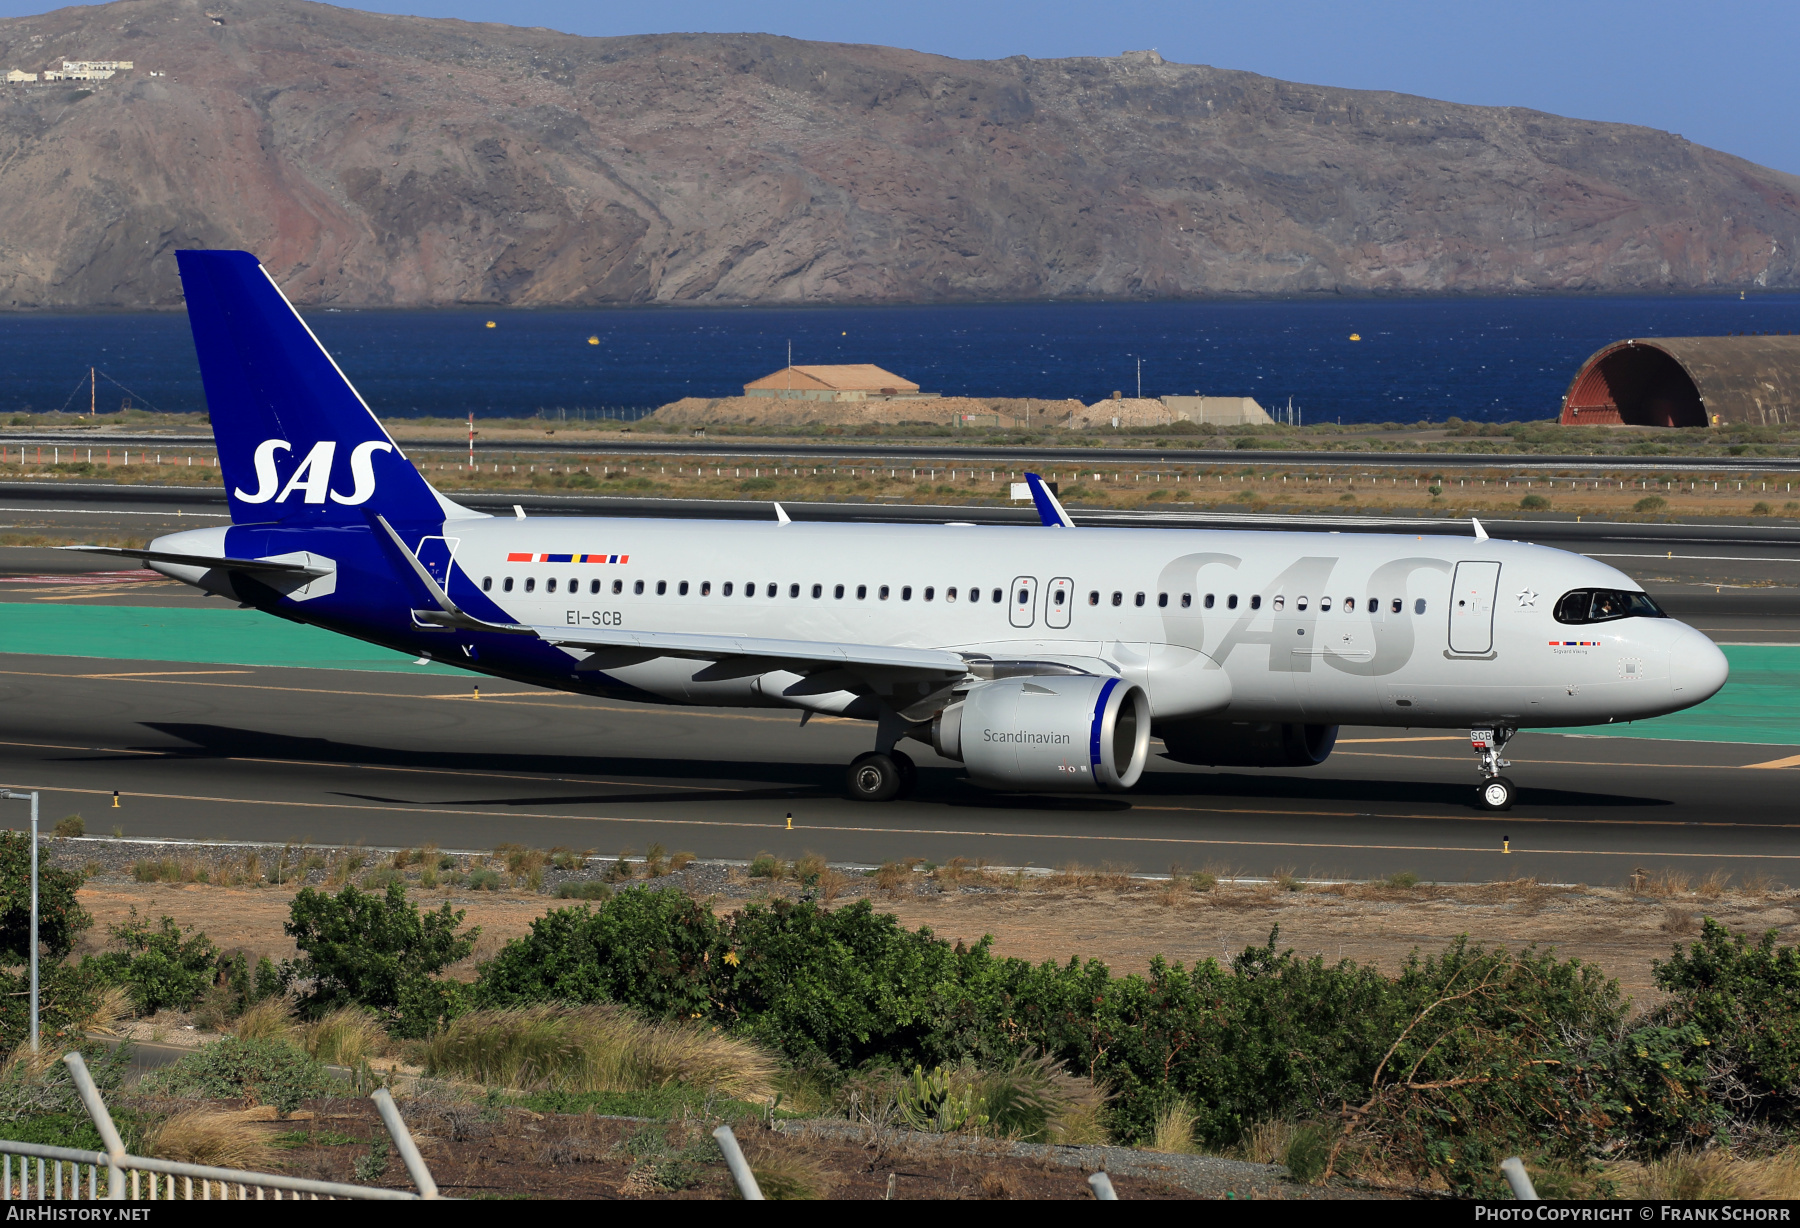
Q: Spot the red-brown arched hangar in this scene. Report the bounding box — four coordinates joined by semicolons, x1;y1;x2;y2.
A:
1560;336;1800;427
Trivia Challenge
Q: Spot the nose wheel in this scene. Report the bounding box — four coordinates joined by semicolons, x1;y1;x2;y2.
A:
1470;727;1517;811
847;749;917;802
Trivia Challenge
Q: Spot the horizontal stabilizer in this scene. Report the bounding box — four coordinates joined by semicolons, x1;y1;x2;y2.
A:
57;544;331;577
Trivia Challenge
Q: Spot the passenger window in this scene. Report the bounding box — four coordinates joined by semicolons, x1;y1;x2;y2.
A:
880;585;891;600
1180;593;1191;609
744;582;754;598
679;581;690;596
589;579;599;595
1111;591;1123;607
702;581;712;596
1414;598;1425;614
525;577;536;593
992;588;1002;603
1296;596;1308;611
947;587;958;602
570;577;578;591
1273;595;1285;610
1227;594;1238;609
1088;591;1099;606
1054;589;1066;606
634;580;644;595
1157;593;1168;608
1019;588;1030;606
1391;598;1401;613
613;579;623;595
835;584;845;599
789;583;800;598
1134;592;1145;607
811;583;822;598
1204;593;1215;609
547;578;558;593
723;582;734;596
482;577;492;591
1250;594;1261;610
902;586;912;601
503;577;514;593
657;581;667;596
857;585;867;600
767;583;777;598
1320;596;1331;611
925;587;935;601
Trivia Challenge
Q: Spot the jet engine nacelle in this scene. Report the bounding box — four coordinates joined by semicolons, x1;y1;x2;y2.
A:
1156;719;1338;768
933;675;1151;792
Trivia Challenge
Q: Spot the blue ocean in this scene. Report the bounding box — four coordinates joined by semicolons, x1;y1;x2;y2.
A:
1;294;1796;425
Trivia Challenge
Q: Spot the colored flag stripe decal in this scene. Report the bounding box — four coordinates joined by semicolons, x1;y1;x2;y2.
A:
1549;641;1601;646
505;552;629;564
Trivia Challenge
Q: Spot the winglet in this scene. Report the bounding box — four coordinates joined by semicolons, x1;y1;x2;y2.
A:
1025;472;1075;528
1471;517;1489;542
774;502;791;525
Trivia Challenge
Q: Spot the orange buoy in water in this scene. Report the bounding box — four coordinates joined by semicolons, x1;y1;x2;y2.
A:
1348;333;1362;341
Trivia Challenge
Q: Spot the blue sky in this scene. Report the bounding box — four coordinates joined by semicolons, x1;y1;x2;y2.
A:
14;0;1799;173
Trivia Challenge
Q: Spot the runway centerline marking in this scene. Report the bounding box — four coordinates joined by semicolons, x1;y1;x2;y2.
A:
9;780;1797;860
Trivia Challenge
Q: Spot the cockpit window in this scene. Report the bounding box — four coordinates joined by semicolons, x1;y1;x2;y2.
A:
1554;589;1665;624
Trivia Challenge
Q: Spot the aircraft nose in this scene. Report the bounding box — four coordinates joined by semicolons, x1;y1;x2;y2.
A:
1669;626;1729;708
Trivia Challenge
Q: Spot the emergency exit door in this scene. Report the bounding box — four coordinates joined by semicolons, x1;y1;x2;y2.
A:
1448;561;1501;654
1009;576;1038;628
1046;577;1073;628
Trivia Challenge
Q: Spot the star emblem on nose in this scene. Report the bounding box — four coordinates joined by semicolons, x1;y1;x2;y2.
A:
1516;588;1538;608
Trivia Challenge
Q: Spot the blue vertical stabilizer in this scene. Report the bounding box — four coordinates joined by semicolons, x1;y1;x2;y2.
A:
176;250;450;526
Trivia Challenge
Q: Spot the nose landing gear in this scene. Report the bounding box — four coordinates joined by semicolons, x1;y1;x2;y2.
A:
1471;727;1516;811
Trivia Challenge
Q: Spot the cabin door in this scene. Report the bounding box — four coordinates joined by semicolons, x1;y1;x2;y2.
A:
1009;576;1039;628
1448;561;1501;655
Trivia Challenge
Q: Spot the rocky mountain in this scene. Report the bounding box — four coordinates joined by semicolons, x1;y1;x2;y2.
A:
0;0;1796;308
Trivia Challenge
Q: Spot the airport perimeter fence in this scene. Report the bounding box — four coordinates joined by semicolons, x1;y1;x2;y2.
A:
0;1052;440;1200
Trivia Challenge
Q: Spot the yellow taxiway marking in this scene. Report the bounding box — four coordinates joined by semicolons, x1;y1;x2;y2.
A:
75;670;254;678
1744;754;1800;770
7;779;1800;860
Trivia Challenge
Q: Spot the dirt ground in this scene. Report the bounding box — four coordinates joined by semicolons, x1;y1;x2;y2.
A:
73;870;1796;1005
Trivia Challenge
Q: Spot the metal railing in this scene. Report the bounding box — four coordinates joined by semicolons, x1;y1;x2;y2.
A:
0;1053;443;1200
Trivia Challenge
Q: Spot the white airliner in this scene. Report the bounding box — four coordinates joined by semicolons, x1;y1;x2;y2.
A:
78;252;1730;812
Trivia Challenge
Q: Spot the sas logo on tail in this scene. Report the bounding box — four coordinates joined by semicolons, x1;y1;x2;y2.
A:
234;440;391;505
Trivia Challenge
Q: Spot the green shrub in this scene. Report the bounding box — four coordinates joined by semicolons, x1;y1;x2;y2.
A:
1520;494;1550;510
1283;1125;1331;1183
0;830;90;960
748;853;781;879
52;815;83;839
466;868;501;892
85;912;217;1014
556;881;613;901
141;1038;339;1114
284;881;477;1036
1635;495;1668;513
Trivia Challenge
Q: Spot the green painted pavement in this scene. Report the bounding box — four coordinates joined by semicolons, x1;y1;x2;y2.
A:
0;602;460;674
0;604;1793;746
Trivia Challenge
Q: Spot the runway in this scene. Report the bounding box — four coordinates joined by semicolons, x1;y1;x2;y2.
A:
9;432;1800;475
0;652;1794;885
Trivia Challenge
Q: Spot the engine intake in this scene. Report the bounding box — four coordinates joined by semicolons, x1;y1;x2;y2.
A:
934;676;1150;792
1157;719;1338;768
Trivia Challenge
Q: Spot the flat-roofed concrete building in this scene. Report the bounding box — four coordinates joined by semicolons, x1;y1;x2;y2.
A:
743;364;920;402
5;70;36;83
1158;395;1273;425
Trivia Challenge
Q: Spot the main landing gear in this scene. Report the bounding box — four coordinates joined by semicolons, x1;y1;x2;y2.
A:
1470;727;1517;811
847;750;917;802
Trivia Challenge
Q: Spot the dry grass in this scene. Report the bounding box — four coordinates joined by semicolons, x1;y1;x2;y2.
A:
1643;869;1693;898
421;1004;777;1099
297;1007;388;1066
933;857;998;888
743;1145;829;1200
82;986;133;1036
818;870;853;906
129;853;264;887
1149;1097;1201;1154
1662;905;1700;936
669;851;696;872
871;860;922;896
1697;868;1732;899
230;996;294;1042
792;852;828;886
145;1109;277;1172
1235;1119;1297;1166
1046;863;1132;892
1609;1148;1800;1200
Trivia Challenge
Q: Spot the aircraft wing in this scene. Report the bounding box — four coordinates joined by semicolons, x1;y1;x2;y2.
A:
57;544;332;577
